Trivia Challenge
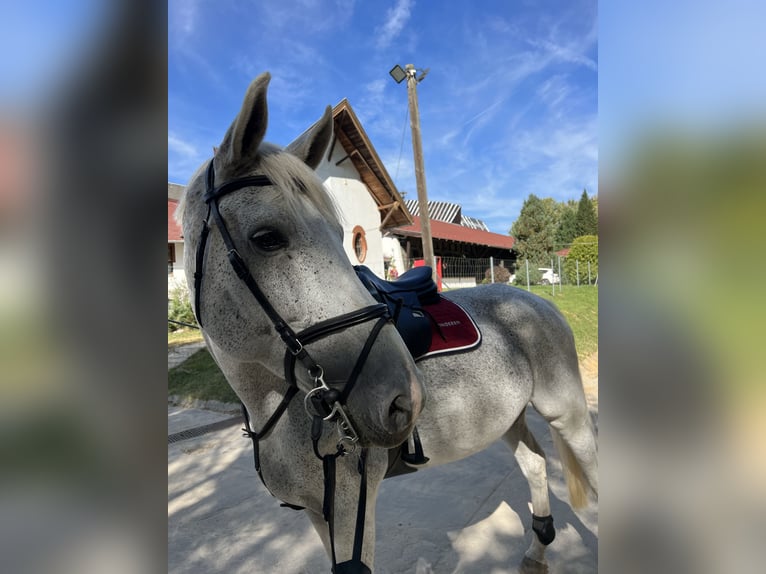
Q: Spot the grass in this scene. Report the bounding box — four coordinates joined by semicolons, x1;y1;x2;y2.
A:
167;284;598;403
168;348;239;404
521;284;598;360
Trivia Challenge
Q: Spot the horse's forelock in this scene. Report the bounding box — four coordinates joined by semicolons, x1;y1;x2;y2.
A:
257;146;342;231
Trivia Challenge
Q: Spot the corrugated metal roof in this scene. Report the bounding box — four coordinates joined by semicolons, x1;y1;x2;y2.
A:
405;199;460;224
404;199;490;231
460;215;490;232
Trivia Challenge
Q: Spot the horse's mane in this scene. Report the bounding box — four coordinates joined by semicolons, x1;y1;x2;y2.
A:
175;143;342;232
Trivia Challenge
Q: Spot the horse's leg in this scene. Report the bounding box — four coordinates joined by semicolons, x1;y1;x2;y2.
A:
503;412;554;565
531;372;598;505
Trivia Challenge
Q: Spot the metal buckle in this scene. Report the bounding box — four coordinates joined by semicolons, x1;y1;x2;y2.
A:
303;367;329;417
324;402;359;452
289;339;304;356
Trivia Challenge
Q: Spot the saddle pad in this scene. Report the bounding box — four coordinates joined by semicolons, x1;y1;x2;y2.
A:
418;297;481;360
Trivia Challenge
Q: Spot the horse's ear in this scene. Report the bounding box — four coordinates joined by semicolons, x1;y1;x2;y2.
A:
219;72;271;166
286;105;333;170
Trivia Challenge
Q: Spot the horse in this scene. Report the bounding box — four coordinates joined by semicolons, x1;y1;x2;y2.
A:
178;72;597;573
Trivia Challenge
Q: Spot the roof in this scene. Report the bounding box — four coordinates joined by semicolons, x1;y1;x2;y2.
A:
329;100;412;229
405;199;461;224
396;216;515;251
405;199;490;231
168;198;183;241
556;247;571;257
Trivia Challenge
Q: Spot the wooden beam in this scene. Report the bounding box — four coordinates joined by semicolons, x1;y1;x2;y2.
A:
377;201;399;211
379;201;400;228
335;153;351;166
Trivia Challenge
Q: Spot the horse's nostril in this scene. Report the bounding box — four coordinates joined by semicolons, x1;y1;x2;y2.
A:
389;395;412;417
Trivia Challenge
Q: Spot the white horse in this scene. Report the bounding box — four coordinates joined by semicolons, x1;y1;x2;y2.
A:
179;72;597;573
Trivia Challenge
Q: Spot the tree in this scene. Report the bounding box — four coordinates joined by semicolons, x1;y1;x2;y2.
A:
555;204;578;248
510;194;556;264
563;235;598;284
575;189;598;237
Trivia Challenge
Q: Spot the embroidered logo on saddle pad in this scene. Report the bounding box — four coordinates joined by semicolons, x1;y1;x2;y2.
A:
418;297;481;360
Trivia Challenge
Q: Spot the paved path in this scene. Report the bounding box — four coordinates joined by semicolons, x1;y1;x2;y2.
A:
167;343;598;573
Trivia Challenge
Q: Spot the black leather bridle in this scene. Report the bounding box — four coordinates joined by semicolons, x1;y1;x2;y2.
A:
193;158;392;445
193;158;396;573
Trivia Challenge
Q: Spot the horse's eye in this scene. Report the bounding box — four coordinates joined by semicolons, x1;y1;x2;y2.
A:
250;229;287;252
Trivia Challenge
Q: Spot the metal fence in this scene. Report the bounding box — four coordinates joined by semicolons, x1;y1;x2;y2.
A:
397;256;598;291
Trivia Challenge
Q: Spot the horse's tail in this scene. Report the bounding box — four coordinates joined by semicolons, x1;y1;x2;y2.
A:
549;426;589;509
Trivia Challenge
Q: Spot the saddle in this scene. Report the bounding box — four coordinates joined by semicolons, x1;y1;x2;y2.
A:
354;265;438;359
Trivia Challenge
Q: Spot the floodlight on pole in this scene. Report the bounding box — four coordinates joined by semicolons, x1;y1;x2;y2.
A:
389;64;406;84
390;63;437;286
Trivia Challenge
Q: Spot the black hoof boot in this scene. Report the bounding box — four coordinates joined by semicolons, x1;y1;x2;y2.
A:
532;514;556;545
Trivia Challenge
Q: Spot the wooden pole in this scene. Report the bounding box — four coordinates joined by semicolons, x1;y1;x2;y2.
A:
405;64;437;285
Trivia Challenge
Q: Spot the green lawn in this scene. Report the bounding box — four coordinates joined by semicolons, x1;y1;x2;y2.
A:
168;284;598;403
521;285;598;360
168;347;239;404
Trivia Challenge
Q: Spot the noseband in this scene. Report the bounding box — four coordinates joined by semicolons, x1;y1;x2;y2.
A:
192;159;391;447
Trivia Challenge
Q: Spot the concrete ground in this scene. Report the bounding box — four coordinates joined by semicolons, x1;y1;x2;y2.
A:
168;346;598;573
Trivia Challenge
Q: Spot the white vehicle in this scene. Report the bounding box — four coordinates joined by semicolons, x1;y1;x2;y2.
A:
538;267;560;285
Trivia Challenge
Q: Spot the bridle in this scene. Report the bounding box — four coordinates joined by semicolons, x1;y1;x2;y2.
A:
192;157;398;574
192;158;391;447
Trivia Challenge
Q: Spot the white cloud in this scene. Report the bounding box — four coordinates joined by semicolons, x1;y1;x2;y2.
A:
376;0;414;50
168;133;198;158
169;0;199;43
168;132;206;182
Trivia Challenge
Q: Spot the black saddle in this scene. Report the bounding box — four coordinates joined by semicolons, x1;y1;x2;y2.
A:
354;265;439;359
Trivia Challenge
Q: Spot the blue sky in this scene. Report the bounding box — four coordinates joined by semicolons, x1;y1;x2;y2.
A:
169;0;598;235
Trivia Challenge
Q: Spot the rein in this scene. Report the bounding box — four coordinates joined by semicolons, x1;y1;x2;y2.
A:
193;158;385;573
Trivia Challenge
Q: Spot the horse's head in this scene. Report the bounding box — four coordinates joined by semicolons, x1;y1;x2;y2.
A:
179;73;425;448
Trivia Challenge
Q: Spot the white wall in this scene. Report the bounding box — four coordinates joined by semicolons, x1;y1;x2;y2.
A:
381;236;408;275
315;140;385;278
168;241;188;294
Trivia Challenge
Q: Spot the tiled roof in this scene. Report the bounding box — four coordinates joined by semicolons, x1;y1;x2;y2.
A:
396;216;515;250
168;199;183;241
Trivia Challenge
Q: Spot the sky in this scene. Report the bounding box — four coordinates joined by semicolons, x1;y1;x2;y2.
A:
169;0;598;235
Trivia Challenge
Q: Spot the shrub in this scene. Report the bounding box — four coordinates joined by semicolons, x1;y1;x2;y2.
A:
168;286;197;332
484;265;511;284
513;263;543;286
563;235;598;285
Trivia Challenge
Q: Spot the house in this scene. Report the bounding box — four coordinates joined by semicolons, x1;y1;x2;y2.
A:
168;99;411;292
382;200;517;287
167;183;186;291
314;99;411;276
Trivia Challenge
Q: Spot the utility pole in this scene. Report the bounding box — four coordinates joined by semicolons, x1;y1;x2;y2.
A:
391;63;436;285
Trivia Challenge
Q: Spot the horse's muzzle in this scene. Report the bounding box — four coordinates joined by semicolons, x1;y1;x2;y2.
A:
368;371;424;448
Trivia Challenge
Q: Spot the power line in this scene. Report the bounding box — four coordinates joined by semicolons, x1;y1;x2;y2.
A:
393;99;409;183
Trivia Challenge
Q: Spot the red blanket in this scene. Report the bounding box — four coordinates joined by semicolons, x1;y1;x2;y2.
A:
418;297;481;360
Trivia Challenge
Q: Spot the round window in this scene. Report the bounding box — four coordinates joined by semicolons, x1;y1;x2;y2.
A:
352;226;367;263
